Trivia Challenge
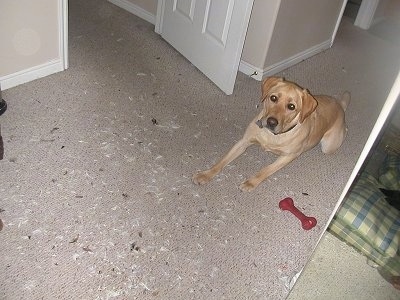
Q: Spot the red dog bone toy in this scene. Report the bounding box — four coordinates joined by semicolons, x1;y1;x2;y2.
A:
279;197;317;230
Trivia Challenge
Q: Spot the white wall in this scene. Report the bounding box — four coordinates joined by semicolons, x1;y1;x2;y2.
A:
265;0;344;67
241;0;281;71
0;0;67;90
240;0;346;80
127;0;157;15
108;0;157;24
385;0;400;22
374;0;400;24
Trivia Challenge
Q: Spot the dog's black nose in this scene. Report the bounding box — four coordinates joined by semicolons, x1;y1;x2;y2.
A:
267;117;278;129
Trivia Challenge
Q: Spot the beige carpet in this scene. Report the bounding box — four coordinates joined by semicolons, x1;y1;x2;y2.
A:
0;1;399;299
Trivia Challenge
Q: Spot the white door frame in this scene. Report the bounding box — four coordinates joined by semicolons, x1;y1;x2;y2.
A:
61;0;69;69
155;0;165;34
354;0;381;30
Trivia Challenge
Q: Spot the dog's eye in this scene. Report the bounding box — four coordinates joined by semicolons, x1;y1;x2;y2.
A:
287;103;296;110
270;95;278;102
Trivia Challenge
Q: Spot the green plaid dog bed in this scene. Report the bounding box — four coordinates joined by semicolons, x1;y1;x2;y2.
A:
379;154;400;190
329;171;400;275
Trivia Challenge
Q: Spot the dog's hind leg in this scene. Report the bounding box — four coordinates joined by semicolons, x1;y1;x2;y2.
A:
193;139;252;185
321;120;347;154
339;91;351;111
321;92;350;154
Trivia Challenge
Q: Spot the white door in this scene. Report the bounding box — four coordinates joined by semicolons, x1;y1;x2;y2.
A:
157;0;254;95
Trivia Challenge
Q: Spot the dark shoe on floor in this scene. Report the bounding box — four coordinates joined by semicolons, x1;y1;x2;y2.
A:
0;99;6;116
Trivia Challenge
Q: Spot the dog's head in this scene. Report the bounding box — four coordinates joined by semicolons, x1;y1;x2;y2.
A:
256;77;318;135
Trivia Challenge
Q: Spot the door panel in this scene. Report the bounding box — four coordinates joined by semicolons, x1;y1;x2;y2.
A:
174;0;195;22
202;0;234;46
161;0;254;95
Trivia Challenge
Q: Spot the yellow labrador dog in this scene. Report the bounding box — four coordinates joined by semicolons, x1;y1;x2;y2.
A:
193;77;350;191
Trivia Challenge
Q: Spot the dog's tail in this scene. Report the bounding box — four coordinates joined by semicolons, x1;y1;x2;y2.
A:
339;91;351;111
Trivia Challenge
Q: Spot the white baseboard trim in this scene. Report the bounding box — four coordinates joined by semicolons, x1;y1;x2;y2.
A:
238;61;264;81
239;39;332;81
108;0;156;25
0;59;64;90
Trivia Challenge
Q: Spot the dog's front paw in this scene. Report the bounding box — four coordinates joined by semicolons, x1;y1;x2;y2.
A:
192;170;213;185
239;179;259;192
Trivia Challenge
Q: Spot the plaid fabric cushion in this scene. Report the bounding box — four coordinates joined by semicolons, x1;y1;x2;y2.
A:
379;154;400;190
329;220;400;276
334;172;400;257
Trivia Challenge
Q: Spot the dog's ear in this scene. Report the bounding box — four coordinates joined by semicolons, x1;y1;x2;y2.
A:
261;77;283;102
299;89;318;123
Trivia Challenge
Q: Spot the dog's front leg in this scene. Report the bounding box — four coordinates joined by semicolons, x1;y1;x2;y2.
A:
193;139;251;185
240;154;299;191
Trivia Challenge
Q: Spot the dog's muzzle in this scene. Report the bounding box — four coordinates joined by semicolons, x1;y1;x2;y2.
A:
256;117;278;130
256;118;297;135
